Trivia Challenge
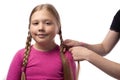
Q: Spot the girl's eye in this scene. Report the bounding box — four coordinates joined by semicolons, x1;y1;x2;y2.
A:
32;22;39;25
45;21;52;25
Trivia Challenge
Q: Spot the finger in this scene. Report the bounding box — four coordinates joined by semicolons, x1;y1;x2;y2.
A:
63;39;71;43
73;56;80;61
69;47;73;52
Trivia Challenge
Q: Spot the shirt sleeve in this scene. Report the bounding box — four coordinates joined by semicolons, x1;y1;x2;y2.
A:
65;51;77;80
110;9;120;32
6;49;24;80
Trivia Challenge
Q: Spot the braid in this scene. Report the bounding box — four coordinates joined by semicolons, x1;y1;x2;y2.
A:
22;31;32;67
59;29;73;80
21;31;32;80
59;29;80;80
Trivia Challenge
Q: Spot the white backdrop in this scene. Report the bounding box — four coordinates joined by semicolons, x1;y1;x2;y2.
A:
0;0;120;80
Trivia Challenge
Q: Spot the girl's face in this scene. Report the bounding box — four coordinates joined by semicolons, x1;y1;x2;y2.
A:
30;9;59;45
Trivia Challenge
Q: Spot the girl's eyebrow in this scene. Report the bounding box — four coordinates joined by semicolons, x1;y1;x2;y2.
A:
31;18;52;22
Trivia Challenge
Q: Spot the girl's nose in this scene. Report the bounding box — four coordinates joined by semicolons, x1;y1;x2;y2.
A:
38;23;44;32
39;23;44;29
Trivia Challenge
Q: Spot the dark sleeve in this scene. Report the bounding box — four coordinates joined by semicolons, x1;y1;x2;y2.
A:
110;9;120;32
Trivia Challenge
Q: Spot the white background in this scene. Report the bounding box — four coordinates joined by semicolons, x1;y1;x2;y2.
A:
0;0;120;80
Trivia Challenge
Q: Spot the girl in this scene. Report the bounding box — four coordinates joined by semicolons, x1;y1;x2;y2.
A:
7;3;78;80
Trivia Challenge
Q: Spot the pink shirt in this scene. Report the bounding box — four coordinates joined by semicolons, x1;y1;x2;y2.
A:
7;45;76;80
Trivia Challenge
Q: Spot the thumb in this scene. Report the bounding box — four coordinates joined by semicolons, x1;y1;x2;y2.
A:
69;47;73;52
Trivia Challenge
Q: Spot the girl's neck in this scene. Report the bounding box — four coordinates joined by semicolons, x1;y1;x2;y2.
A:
33;42;57;52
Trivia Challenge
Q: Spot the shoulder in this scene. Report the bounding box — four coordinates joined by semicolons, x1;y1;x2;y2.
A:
65;51;73;60
13;48;25;60
117;9;120;14
57;45;74;60
16;48;25;55
114;9;120;17
9;48;25;67
110;9;120;32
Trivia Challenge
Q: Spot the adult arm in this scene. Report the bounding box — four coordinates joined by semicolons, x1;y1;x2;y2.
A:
64;30;120;56
69;46;120;79
83;30;120;56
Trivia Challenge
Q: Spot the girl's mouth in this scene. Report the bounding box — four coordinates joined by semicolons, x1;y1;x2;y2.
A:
37;34;47;38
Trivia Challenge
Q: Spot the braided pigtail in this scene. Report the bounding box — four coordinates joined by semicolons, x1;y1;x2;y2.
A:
59;29;74;80
21;31;32;80
59;29;80;80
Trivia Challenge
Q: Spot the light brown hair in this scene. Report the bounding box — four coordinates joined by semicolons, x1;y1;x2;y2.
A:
21;3;75;80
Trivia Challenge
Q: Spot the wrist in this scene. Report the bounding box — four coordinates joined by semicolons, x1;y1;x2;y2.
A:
86;51;97;62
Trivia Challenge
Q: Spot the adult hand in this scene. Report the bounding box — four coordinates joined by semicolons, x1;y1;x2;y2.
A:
69;46;93;61
63;39;85;47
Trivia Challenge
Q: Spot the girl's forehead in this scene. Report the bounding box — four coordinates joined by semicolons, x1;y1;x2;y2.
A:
31;10;55;20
